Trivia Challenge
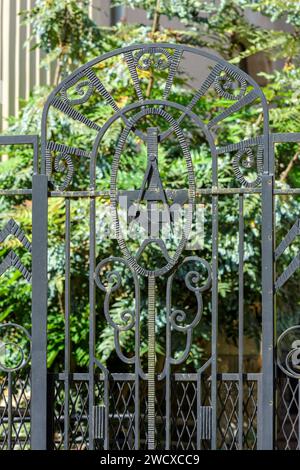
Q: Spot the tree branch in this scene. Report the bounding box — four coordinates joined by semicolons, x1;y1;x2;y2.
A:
146;0;161;98
151;0;161;34
280;150;300;182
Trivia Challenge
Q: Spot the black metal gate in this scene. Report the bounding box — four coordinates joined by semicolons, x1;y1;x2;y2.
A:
0;43;300;450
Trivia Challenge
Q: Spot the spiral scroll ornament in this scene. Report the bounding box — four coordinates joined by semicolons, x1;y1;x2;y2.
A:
214;68;247;101
277;326;300;379
94;257;139;366
0;323;31;372
161;256;212;373
61;79;94;106
94;257;136;332
53;152;74;191
169;257;211;334
134;48;172;71
232;146;263;188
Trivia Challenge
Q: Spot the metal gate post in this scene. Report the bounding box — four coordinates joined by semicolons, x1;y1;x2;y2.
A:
31;173;48;449
261;165;275;449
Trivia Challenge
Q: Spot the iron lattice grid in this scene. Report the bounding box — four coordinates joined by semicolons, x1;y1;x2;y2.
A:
45;373;260;450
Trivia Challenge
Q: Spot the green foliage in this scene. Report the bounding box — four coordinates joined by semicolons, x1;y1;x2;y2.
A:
21;0;118;83
112;0;209;21
245;0;300;27
1;0;300;372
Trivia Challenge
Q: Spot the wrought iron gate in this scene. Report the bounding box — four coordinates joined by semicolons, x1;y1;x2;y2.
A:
0;43;300;450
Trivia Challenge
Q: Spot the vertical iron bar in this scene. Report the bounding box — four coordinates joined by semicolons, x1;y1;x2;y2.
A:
31;173;48;449
196;372;202;450
134;282;140;450
261;165;275;449
165;368;171;450
146;127;158;450
238;194;244;449
89;196;96;450
46;374;55;450
273;186;278;452
103;372;109;450
165;277;171;450
7;372;12;450
148;274;156;450
297;379;300;450
211;194;218;449
257;373;263;449
64;198;71;450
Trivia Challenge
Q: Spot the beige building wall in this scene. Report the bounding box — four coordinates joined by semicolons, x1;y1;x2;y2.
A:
0;0;111;132
0;0;58;132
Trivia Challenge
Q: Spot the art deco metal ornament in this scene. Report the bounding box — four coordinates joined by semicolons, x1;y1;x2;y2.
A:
40;43;270;451
1;42;300;450
277;326;300;379
0;323;31;372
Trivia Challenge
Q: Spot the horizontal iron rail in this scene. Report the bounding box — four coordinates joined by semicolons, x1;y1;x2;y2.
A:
0;416;30;422
0;135;38;145
271;133;300;143
53;372;261;381
2;188;300;197
49;189;300;197
49;188;263;197
0;189;32;195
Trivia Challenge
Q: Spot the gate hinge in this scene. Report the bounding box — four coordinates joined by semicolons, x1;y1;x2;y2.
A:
199;406;212;440
93;405;105;441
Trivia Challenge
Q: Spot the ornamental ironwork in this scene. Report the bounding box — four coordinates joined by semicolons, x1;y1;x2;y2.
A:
0;43;300;450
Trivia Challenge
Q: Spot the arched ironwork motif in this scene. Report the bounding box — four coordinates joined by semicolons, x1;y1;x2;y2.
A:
40;43;271;451
41;43;269;190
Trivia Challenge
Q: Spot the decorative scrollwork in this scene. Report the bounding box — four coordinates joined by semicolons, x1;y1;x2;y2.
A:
94;257;139;366
134;47;172;71
160;257;211;375
277;326;300;379
53;152;74;191
184;264;212;293
46;142;90;191
94;257;136;332
169;257;211;334
214;68;247;100
0;323;31;372
232;145;263;188
61;79;94;106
